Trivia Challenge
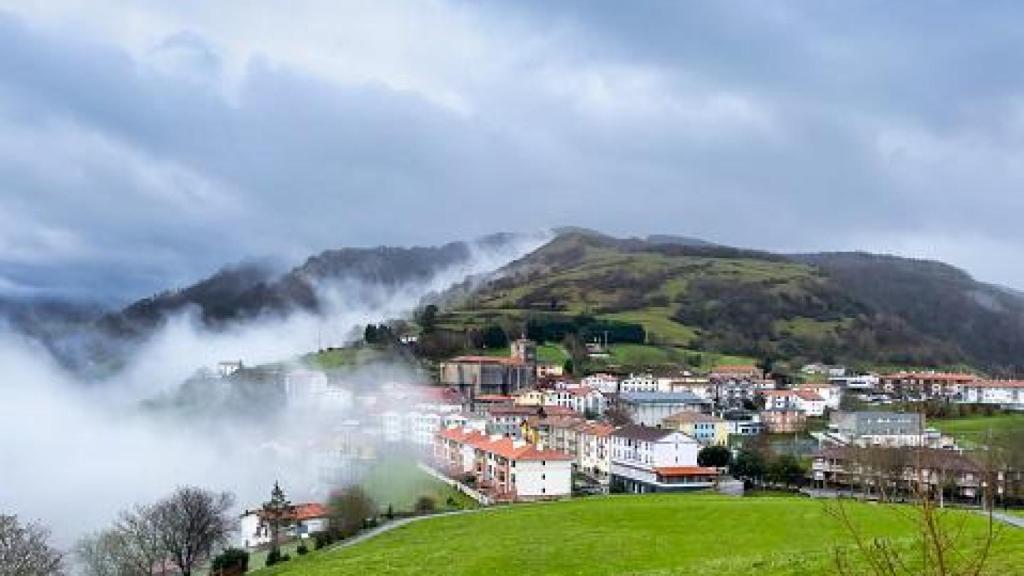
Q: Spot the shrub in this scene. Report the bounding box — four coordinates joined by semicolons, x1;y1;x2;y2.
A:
313;531;335;550
211;548;249;575
414;495;437;515
296;543;309;555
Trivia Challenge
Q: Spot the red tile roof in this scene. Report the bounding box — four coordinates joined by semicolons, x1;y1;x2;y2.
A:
437;427;573;462
475;394;512;402
449;356;526;366
884;371;978;382
965;380;1024;388
654;466;720;477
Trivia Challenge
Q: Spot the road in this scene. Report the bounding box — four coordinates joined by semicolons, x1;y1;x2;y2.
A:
326;508;485;553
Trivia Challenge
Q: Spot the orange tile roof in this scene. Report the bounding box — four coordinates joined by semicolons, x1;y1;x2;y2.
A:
463;434;574;462
762;389;796;397
885;371;978;382
475;394;512;402
653;466;720;477
450;356;526;366
966;380;1024;388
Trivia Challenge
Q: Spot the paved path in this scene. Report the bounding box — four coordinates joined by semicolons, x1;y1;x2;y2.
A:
327;508;485;553
986;510;1024;528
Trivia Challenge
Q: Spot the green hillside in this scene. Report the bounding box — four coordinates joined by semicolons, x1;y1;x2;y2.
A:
255;495;1024;575
434;232;1024;374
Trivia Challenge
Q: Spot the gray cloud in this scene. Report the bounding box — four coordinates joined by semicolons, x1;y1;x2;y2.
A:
0;1;1023;300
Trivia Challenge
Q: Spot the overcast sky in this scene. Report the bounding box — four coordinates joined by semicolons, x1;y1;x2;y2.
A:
1;1;1023;302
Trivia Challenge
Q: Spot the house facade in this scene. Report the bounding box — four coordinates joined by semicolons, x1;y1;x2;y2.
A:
960;380;1024;409
239;503;329;550
434;427;573;501
660;411;729;446
439;355;535;396
609;425;716;493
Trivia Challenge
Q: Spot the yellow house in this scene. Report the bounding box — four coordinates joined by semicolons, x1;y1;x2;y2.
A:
661;411;729;446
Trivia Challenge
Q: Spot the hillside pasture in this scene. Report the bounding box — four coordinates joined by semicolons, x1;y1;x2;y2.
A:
253;494;1024;576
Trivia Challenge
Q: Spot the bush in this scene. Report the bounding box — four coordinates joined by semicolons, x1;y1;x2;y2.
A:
265;549;282;566
211;548;249;575
414;495;437;514
296;543;309;555
313;531;335;550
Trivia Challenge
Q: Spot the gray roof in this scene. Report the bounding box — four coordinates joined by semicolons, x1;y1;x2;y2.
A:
619;391;707;404
611;424;676;441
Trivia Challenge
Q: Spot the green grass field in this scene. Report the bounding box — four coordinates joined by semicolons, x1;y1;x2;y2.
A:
253;495;1024;575
932;413;1024;445
361;452;478;513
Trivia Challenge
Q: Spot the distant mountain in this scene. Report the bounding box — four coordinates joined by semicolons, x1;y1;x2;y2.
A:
9;228;1024;377
440;232;1024;375
100;232;524;337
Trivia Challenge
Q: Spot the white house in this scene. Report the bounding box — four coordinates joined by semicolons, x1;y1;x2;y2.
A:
578;422;615;482
620;373;659;393
761;389;799;411
567;386;608;416
581;373;621;394
830;374;880;391
239;503;329;550
609;425;717;493
793;389;827;417
797;383;842;411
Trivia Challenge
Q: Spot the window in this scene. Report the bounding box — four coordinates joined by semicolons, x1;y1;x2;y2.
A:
542;474;546;480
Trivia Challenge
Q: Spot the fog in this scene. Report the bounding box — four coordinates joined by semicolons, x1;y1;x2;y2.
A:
0;233;546;550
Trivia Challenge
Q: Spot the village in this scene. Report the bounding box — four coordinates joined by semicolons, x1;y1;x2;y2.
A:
234;338;1024;557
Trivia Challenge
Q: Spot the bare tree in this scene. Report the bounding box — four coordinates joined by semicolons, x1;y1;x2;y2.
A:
327;486;376;538
76;530;125;576
153;487;235;576
0;514;63;576
115;504;163;575
828;414;1001;575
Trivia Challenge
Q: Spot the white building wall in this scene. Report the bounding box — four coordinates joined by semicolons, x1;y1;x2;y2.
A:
512;460;572;497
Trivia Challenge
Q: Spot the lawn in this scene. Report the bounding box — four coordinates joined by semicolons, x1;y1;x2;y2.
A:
360;452;477;514
253;494;1024;575
932;413;1024;445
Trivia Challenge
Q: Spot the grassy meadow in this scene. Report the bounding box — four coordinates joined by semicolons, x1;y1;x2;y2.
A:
253;494;1024;576
932;413;1024;445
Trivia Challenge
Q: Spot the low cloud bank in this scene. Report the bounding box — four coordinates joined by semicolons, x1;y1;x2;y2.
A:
0;233;546;549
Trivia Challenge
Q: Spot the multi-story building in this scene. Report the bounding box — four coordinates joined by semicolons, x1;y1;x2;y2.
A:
811;446;984;501
829;411;922;444
880;371;978;399
793;389;827;417
760;408;807;433
620;373;659;393
578;422;615;482
484;405;577;439
960;380;1024;409
617;391;711;426
661;411;729;446
581;373;621;394
796;383;842;411
609;425;717;493
434;428;573;501
439;355;535;397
